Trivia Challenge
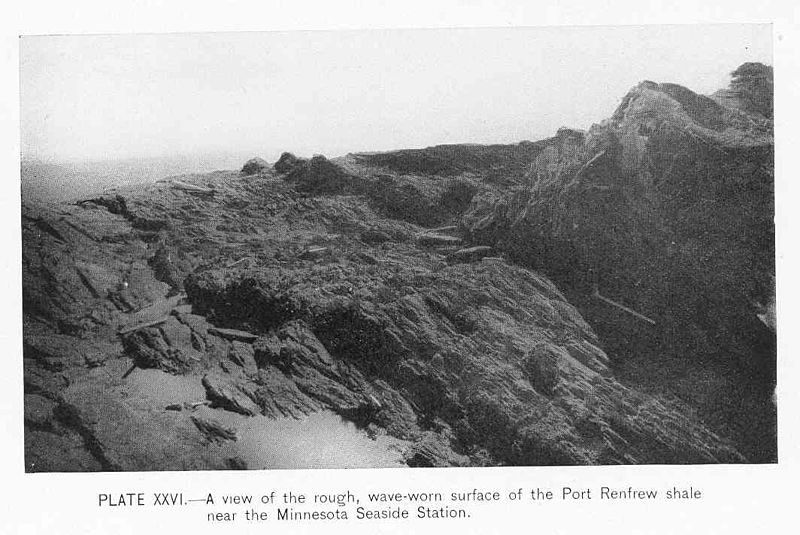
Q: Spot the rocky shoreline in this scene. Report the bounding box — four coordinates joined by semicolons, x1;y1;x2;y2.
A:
22;73;774;471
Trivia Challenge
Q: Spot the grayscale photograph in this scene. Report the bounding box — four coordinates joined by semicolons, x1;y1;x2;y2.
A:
20;25;775;471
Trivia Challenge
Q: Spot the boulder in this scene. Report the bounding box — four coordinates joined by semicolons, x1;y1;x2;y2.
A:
241;157;269;176
120;324;193;374
147;244;183;294
522;344;561;396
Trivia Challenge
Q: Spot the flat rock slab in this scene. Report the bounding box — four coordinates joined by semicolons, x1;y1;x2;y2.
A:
120;294;186;331
448;245;493;263
117;316;170;335
429;225;459;234
208;326;258;343
416;234;463;247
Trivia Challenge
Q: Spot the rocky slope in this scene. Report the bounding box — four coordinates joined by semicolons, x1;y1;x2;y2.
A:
22;72;773;471
460;79;775;461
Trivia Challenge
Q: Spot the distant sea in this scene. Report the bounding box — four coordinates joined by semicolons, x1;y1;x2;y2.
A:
20;153;261;203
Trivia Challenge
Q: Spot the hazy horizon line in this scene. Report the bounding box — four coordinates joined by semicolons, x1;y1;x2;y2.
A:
20;29;772;165
20;129;564;167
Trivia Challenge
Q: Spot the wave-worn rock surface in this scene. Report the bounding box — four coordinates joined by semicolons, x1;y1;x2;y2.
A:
22;71;774;471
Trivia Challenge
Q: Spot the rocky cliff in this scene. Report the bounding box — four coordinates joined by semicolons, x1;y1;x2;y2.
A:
461;78;775;461
22;70;773;471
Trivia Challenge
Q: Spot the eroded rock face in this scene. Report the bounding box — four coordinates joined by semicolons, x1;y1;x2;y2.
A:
465;81;774;353
462;79;775;461
182;250;744;465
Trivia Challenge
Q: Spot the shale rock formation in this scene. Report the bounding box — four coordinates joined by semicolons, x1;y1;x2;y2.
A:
22;68;774;471
461;78;775;461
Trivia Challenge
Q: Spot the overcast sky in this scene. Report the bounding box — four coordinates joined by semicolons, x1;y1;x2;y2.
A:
20;24;772;163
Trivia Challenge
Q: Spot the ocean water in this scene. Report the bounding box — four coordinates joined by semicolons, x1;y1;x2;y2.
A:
20;153;257;203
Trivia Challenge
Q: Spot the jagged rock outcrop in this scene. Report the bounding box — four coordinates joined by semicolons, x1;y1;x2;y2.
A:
462;76;775;461
273;152;302;174
464;79;773;346
720;62;774;119
284;154;358;194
